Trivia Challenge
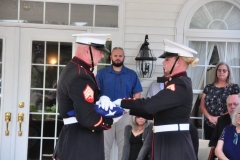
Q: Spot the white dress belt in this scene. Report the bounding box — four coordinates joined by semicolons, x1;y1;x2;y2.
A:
63;117;78;125
153;124;189;133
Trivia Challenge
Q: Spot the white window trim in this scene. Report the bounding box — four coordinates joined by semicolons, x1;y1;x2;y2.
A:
176;0;240;44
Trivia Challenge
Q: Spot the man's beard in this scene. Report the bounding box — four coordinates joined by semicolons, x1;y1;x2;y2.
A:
112;60;124;67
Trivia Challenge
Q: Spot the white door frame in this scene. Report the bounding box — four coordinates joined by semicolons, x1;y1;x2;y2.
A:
0;26;21;160
0;24;121;159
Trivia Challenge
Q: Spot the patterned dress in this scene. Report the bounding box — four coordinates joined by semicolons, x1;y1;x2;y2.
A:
203;83;239;128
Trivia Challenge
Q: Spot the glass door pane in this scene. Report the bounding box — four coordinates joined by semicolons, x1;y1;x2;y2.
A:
28;41;72;159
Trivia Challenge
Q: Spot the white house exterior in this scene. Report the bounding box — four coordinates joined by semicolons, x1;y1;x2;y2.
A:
0;0;240;159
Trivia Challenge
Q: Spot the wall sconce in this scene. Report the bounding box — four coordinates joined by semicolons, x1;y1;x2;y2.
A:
135;35;157;78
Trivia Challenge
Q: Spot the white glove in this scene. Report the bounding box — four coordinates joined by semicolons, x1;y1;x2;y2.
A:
124;109;130;113
96;95;116;111
113;98;122;106
113;116;123;124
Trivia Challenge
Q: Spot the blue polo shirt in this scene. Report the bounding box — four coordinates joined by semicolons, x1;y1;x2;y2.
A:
96;65;142;101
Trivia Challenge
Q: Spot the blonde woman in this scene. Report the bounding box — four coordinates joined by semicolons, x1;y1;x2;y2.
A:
114;39;199;160
122;116;153;160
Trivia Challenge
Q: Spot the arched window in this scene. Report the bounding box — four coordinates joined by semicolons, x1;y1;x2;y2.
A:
190;1;240;30
176;0;240;139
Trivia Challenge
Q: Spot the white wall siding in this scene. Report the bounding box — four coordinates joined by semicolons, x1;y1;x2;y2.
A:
125;11;178;19
125;34;174;41
125;26;175;35
124;0;186;5
126;3;182;12
124;0;187;97
125;19;176;28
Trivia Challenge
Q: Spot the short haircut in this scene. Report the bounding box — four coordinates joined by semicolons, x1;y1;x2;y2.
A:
111;47;124;55
226;94;240;103
231;105;240;126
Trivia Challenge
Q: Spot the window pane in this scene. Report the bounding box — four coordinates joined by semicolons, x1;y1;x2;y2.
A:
97;65;110;72
187;66;206;90
189;41;207;65
42;139;54;156
20;1;43;24
71;4;93;26
0;0;18;22
191;93;202;127
99;41;111;64
45;2;68;25
95;5;118;27
59;67;65;76
206;67;215;85
31;66;44;88
231;68;240;84
30;90;43;113
32;41;45;88
28;125;41;159
226;42;240;66
45;66;57;88
32;41;45;64
226;7;240;30
45;90;56;107
60;42;72;65
46;42;58;65
209;45;220;65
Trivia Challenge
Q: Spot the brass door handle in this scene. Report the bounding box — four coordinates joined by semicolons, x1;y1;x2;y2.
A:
18;112;24;136
5;112;11;136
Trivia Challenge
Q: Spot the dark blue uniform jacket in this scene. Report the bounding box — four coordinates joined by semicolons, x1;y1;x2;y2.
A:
54;57;113;160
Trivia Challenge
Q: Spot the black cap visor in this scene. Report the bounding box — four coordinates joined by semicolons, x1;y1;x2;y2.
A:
91;43;110;53
77;42;110;53
159;52;178;58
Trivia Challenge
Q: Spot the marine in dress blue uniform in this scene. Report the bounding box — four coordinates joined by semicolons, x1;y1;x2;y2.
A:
53;34;115;160
114;39;199;160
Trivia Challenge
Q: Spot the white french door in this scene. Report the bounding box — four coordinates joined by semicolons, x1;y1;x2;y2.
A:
0;26;85;160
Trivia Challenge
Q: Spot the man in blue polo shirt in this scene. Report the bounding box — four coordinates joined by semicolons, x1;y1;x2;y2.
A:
96;47;142;160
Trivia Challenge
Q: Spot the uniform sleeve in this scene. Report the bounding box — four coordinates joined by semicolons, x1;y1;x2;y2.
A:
121;125;131;160
137;123;153;160
129;109;153;120
122;79;192;114
69;74;113;131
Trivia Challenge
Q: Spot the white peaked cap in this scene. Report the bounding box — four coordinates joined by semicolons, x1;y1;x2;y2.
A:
72;33;110;45
159;39;197;58
72;33;111;53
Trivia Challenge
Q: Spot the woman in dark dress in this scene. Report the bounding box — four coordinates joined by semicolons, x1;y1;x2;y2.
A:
121;116;153;160
200;62;239;140
215;105;240;160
